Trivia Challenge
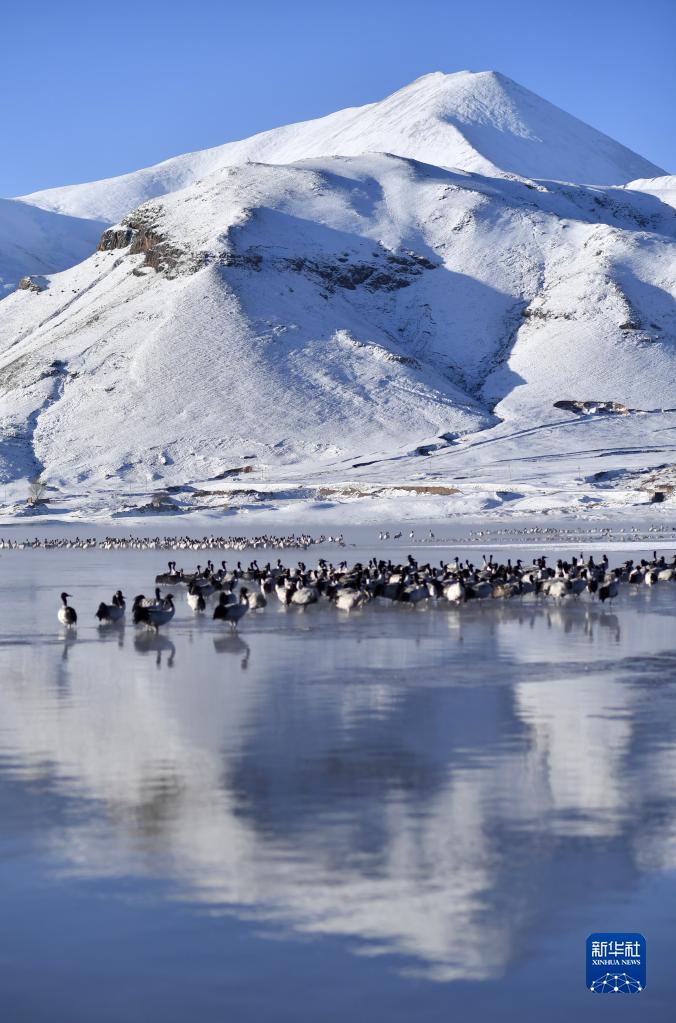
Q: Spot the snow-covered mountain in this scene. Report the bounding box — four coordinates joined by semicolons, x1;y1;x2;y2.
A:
626;175;676;210
18;71;665;224
0;72;673;518
0;198;104;298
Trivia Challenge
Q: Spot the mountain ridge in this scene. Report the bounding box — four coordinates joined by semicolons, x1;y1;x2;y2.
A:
1;149;674;515
17;71;665;225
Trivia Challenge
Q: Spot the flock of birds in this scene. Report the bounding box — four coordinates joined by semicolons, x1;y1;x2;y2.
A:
463;524;676;541
2;533;337;551
56;549;676;631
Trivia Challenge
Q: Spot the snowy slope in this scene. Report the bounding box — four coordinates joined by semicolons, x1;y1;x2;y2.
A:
1;151;674;515
19;72;665;225
626;175;676;210
0;198;104;297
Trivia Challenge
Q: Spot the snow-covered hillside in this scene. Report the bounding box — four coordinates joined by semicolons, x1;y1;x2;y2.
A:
1;146;674;518
0;198;104;297
19;72;665;225
626;175;676;210
0;71;673;520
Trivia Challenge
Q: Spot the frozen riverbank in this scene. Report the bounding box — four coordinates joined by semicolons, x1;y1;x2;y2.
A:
1;404;675;527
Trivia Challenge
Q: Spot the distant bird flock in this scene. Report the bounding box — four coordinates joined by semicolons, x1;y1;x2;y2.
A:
3;525;675;553
0;533;340;551
56;550;676;631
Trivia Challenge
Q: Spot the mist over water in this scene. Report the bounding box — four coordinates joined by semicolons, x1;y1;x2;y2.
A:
0;548;675;1021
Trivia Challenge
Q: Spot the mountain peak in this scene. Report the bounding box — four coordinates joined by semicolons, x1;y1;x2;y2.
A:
18;71;666;225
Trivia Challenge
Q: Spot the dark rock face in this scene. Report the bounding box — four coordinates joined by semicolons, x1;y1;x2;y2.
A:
97;227;134;251
281;249;437;293
40;359;68;380
219;245;438;293
136;492;181;513
128;226;183;271
219;252;263;271
98;217;437;290
17;275;47;293
554;399;631;416
522;305;573;321
97;216;197;275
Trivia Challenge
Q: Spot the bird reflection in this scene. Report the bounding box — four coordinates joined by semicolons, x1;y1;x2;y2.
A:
213;634;250;669
58;628;78;662
134;631;176;668
584;609;621;643
4;577;675;993
477;600;622;644
97;620;126;648
600;612;621;643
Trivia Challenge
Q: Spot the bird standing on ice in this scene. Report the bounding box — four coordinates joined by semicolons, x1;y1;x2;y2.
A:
214;588;249;628
133;593;175;627
291;581;319;606
96;591;125;623
333;588;367;612
599;577;619;603
443;578;465;604
58;592;77;626
187;582;206;612
246;590;267;610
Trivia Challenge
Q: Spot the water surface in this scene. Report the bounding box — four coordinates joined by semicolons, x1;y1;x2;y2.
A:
0;549;675;1021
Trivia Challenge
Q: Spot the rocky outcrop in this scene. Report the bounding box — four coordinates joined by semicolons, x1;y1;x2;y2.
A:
554;399;631;415
97;216;201;275
97;227;134;251
280;248;438;293
101;223;438;290
219;244;438;293
219;252;263;271
17;275;47;293
522;305;573;321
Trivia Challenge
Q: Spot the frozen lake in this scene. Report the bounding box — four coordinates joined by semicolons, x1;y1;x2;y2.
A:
0;547;675;1021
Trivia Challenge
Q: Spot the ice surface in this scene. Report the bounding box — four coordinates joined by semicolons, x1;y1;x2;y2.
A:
0;549;675;1020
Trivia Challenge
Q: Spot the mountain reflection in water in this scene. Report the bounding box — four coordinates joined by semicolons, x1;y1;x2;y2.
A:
0;557;675;1020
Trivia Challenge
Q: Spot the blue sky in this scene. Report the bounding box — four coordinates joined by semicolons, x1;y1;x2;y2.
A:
3;0;674;197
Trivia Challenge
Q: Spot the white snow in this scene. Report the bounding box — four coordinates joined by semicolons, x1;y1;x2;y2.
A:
0;198;105;297
18;71;665;225
625;175;676;210
0;71;673;521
